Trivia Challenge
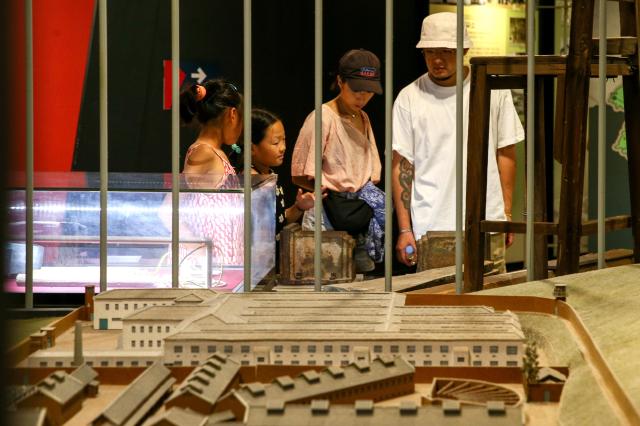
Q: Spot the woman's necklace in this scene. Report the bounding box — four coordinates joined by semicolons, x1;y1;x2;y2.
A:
336;98;359;120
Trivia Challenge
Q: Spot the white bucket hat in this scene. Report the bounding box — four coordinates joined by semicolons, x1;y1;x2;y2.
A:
416;12;473;49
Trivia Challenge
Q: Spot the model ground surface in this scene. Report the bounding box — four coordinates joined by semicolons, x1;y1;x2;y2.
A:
516;313;617;425
478;264;640;425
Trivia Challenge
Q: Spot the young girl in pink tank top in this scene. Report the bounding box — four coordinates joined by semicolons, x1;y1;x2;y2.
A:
177;80;245;278
180;80;242;186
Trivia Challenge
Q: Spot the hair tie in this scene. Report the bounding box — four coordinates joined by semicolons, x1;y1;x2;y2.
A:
194;85;207;101
231;144;242;154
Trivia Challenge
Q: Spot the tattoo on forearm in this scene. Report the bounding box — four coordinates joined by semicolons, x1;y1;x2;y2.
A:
399;158;414;210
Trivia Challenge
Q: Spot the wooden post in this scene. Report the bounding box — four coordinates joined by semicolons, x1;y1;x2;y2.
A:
553;74;566;164
556;0;595;275
464;63;491;292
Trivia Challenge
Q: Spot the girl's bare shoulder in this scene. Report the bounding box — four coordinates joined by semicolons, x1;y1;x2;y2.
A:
185;143;224;173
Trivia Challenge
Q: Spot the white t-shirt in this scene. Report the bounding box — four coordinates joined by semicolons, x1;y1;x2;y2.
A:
392;72;524;239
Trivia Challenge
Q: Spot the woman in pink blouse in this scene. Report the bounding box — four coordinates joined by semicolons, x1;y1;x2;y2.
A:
291;49;386;273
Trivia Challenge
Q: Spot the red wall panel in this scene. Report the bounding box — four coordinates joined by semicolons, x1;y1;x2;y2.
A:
8;0;26;174
9;0;95;172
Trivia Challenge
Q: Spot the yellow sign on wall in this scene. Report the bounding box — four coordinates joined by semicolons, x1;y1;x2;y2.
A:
429;3;527;62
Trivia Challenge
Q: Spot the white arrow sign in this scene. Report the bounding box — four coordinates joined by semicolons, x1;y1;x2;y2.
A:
191;67;207;83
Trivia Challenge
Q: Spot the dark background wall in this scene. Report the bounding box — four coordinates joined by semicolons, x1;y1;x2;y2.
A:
73;0;429;209
588;102;633;250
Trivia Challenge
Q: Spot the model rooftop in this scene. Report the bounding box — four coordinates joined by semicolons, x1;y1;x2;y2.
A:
94;289;218;300
125;306;206;322
143;408;236;426
244;401;522;425
92;363;175;426
23;364;98;406
166;354;240;408
233;355;414;405
146;293;525;342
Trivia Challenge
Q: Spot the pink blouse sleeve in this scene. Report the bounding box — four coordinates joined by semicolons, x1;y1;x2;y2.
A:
364;111;382;184
291;109;333;178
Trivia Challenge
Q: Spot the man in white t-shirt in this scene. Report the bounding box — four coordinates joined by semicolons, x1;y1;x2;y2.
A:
392;12;525;267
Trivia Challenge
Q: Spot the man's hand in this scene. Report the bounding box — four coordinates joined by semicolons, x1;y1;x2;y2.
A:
396;231;417;266
505;232;514;248
505;212;514;248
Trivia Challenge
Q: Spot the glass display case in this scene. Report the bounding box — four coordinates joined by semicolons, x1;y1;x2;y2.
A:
5;172;276;293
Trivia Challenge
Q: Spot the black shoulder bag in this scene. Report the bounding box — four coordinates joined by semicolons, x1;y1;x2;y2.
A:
323;190;373;235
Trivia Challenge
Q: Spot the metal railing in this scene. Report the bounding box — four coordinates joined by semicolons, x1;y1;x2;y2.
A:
19;1;610;306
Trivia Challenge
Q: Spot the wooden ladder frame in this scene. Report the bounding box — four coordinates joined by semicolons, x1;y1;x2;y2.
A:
464;0;640;292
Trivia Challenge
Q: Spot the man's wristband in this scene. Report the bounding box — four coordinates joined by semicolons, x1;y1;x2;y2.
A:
399;228;413;234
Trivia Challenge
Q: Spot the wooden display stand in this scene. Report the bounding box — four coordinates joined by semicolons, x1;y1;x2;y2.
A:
464;0;640;292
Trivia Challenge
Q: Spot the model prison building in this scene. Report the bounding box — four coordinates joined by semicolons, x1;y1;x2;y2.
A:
16;364;99;426
215;355;414;419
66;290;526;369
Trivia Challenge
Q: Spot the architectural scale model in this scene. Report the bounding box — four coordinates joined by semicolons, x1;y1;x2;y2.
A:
429;378;522;406
15;364;99;425
92;289;219;330
164;354;240;414
143;407;236;426
8;354;526;425
23;284;631;424
24;290;525;370
8;407;48;426
241;401;523;425
214;355;415;419
144;399;523;426
91;363;175;426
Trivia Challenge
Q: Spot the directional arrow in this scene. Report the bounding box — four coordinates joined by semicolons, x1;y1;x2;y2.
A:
191;67;207;83
162;61;217;110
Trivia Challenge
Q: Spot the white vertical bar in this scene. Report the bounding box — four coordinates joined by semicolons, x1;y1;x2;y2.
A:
455;2;464;294
243;0;253;292
525;0;535;281
25;0;34;309
99;0;108;293
171;0;180;288
384;0;393;292
597;0;607;268
314;0;323;292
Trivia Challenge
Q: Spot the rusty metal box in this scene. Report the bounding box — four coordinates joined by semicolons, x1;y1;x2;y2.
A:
417;231;457;271
279;223;356;285
416;231;504;273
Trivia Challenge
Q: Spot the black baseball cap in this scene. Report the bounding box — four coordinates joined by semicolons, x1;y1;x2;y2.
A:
338;49;383;95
